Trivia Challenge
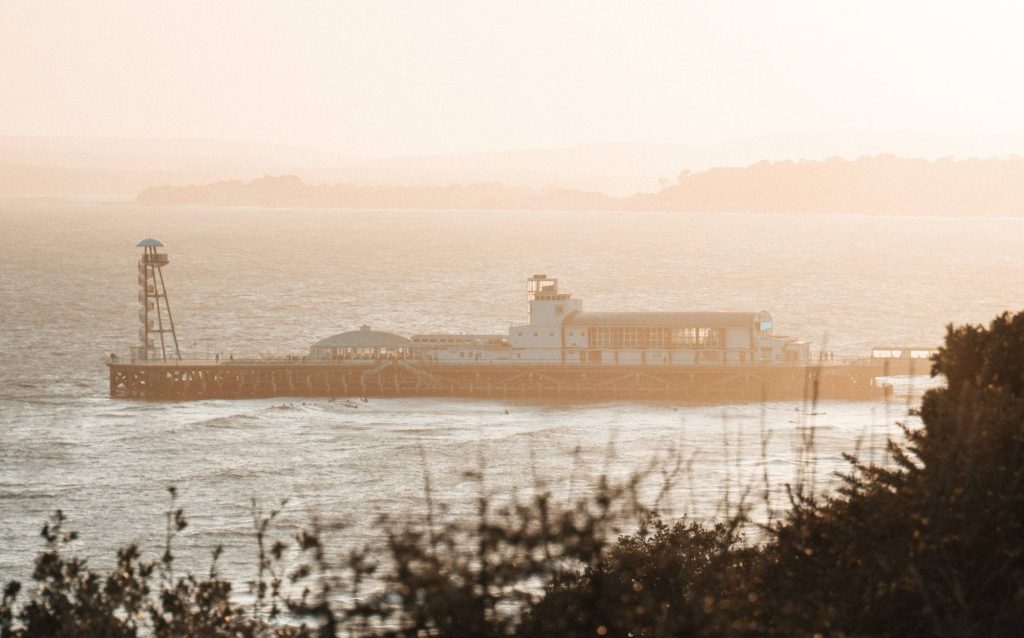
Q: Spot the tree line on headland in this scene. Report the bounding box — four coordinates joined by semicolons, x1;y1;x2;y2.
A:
3;310;1024;636
137;155;1024;215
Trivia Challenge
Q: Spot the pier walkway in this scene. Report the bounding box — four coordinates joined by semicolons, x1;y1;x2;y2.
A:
107;355;923;403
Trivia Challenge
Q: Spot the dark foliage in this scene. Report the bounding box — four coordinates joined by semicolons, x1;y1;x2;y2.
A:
755;310;1024;637
3;310;1023;637
521;518;756;637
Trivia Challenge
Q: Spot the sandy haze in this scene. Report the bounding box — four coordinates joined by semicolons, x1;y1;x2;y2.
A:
2;1;1024;194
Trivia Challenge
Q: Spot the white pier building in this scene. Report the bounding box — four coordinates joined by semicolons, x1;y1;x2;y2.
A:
410;275;809;366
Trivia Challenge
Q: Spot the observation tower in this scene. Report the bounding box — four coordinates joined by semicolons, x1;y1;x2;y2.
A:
134;238;180;361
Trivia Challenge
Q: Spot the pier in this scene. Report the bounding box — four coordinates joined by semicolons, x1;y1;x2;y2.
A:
107;241;930;403
108;357;899;402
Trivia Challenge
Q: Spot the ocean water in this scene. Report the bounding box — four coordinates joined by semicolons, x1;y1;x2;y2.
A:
1;201;1020;584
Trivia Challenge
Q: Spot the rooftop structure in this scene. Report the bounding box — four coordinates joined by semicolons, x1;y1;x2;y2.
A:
309;325;411;360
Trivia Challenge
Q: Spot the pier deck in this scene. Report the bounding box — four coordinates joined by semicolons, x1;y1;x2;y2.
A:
107;358;912;402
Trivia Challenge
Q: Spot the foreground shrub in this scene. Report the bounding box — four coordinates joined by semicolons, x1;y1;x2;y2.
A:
756;310;1024;636
522;518;754;637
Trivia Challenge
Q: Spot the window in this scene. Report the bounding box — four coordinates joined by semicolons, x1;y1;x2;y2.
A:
699;327;723;349
590;327;614;348
621;327;641;347
555;304;564;315
671;327;723;348
648;328;667;347
671;327;698;347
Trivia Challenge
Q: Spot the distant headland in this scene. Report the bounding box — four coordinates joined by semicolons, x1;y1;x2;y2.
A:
138;175;614;211
137;155;1024;215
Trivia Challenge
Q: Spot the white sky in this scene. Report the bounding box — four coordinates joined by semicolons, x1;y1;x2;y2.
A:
1;0;1022;157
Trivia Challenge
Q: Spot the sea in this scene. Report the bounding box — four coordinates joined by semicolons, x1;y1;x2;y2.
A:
1;201;1021;585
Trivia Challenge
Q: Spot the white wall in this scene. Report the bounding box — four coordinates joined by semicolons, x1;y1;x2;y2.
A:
508;324;563;349
724;325;753;349
563;327;589;348
425;348;512;363
528;297;582;327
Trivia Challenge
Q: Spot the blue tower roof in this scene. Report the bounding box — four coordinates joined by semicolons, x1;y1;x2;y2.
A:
136;238;164;247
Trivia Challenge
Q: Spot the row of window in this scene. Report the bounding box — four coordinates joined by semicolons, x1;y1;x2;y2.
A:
587;327;725;349
567;350;726;361
414;336;467;344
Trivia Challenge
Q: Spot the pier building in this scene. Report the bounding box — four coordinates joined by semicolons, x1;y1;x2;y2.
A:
413;275;810;366
309;326;412;360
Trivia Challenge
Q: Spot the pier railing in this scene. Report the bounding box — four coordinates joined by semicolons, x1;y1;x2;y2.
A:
105;351;902;369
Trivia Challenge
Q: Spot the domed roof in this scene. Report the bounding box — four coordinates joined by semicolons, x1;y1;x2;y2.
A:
136;238;164;247
311;325;411;348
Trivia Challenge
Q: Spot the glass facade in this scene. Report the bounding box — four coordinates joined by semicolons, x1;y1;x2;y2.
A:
586;326;725;348
592;327;615;347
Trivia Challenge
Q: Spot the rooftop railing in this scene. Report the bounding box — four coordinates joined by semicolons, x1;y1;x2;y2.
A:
139;253;169;266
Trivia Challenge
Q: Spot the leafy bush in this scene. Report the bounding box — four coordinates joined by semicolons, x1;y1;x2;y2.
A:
753;310;1024;636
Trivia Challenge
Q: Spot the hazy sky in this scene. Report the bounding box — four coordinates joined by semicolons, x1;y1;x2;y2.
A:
2;0;1022;157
